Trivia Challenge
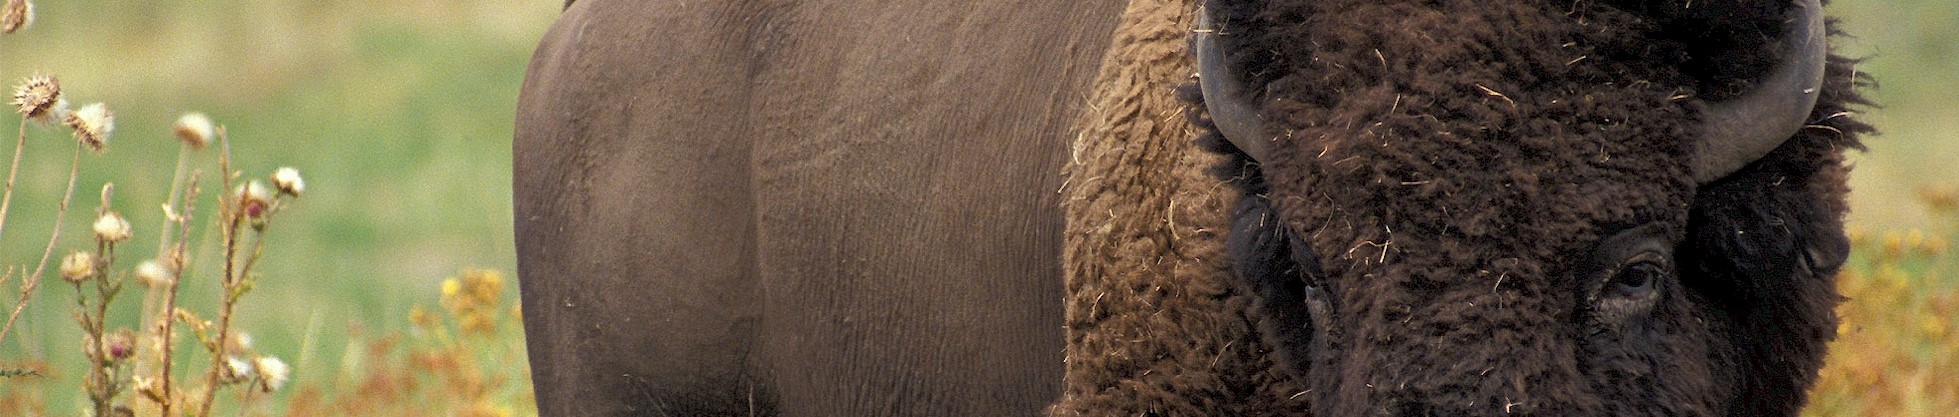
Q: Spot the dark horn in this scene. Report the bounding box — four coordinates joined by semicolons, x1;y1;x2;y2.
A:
1693;0;1828;184
1195;5;1274;162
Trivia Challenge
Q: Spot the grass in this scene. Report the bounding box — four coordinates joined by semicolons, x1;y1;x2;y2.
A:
0;0;554;414
0;0;1951;415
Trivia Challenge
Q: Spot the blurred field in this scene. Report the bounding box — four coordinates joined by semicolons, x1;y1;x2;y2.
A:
1806;0;1959;414
0;0;1950;415
0;0;555;413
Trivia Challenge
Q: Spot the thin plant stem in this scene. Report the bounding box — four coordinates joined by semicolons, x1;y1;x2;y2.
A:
0;141;84;345
0;119;26;249
157;146;191;258
87;241;118;416
198;128;236;417
0;119;28;344
83;184;126;416
136;145;191;415
159;171;200;417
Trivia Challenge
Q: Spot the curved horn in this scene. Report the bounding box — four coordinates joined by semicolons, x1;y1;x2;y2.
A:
1195;5;1274;162
1693;0;1828;184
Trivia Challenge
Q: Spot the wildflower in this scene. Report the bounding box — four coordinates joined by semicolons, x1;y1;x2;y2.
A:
59;251;95;283
93;211;131;243
236;180;271;220
9;73;57;119
271;167;304;197
0;0;29;34
222;356;254;383
105;329;136;361
135;259;174;288
172;112;214;149
63;102;113;151
409;305;438;329
255;356;290;391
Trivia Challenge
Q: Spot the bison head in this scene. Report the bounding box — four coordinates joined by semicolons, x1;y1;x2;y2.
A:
1195;0;1869;415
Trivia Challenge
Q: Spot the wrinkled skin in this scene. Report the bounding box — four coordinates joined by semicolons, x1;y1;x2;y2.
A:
514;0;1125;415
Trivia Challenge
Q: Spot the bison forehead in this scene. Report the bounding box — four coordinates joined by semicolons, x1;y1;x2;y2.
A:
1249;0;1698;276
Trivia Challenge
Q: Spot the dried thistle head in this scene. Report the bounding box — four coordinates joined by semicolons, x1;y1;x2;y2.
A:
271;167;304;197
172;112;214;149
59;251;95;283
254;356;290;392
1;0;30;34
62;102;113;151
92;211;130;243
221;356;255;384
135;259;173;288
9;73;58;120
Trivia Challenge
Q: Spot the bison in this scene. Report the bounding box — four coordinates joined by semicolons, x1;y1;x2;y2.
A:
513;0;1871;416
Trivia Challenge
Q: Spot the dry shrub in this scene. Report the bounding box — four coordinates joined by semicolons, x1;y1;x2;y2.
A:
285;269;534;417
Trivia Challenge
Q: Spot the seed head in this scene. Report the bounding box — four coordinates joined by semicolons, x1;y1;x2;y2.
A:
222;356;255;383
1;0;31;34
9;73;58;120
59;251;95;283
173;112;214;149
93;211;131;243
236;181;272;220
271;167;304;197
255;356;290;391
135;259;174;288
63;102;113;151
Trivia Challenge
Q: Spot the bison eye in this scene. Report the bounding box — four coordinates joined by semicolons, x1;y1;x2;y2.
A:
1609;253;1667;299
1580;224;1675;330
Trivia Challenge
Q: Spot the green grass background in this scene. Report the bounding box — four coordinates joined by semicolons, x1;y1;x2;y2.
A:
0;0;1950;414
0;0;553;413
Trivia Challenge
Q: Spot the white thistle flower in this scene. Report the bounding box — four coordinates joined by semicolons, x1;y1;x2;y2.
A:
173;112;214;149
271;167;304;197
63;101;113;151
255;356;290;391
223;356;255;383
59;252;94;283
93;211;130;243
135;260;174;288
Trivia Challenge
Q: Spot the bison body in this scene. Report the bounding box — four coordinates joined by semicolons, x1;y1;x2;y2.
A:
514;1;1125;415
514;0;1870;416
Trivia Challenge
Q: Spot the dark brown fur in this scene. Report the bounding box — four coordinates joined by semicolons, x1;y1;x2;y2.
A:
1193;0;1870;415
